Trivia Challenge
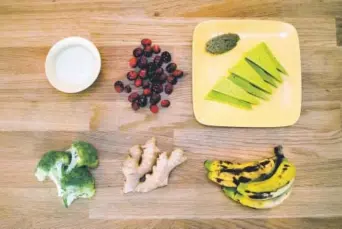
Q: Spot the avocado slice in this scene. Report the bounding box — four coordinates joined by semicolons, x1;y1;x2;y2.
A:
229;74;270;100
229;59;273;94
212;77;260;105
262;42;288;75
206;90;252;110
247;59;280;86
245;43;282;82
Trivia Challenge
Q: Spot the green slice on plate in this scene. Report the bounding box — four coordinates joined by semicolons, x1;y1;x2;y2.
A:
229;74;270;100
229;59;273;94
245;43;282;82
247;59;280;86
212;77;260;105
262;42;288;75
206;90;252;110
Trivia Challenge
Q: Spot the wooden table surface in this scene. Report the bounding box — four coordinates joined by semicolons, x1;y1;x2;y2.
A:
1;0;342;228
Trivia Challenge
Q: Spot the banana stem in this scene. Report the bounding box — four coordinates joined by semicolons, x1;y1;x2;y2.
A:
274;145;284;159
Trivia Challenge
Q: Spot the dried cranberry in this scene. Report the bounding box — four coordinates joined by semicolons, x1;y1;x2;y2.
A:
128;92;140;102
167;75;177;85
142;81;151;89
161;100;170;108
159;74;167;83
143;88;152;96
138;56;148;69
172;70;184;78
152;83;163;94
150;104;159;113
134;78;143;87
143;45;153;57
164;83;173;95
139;69;147;79
114;81;124;93
153;55;163;67
161;51;171;63
152;45;161;54
124;85;132;93
150;93;161;105
129;57;138;68
127;71;138;81
133;47;143;57
166;63;177;73
138;95;148;107
141;38;152;47
132;101;140;111
155;68;164;77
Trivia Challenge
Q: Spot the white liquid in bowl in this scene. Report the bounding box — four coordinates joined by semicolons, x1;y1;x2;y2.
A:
55;45;95;85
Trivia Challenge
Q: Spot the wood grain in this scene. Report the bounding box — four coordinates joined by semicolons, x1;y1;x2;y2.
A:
0;0;342;228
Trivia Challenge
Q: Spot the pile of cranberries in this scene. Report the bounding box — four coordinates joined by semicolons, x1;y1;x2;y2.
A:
114;38;184;113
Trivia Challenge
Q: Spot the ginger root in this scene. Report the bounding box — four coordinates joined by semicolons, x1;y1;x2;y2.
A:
122;138;186;193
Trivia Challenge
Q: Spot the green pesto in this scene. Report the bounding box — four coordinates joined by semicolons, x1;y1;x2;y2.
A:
206;33;240;54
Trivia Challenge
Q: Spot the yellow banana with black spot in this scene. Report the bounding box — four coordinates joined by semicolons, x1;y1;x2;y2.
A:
207;156;278;187
222;186;292;209
237;158;296;200
204;146;284;172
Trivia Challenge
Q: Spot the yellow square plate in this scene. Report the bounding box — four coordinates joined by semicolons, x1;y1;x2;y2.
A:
192;20;301;127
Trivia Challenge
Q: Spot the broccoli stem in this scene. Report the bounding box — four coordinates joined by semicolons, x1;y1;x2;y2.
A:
66;148;78;173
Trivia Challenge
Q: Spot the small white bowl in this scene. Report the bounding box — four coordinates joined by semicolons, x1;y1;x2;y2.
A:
45;37;101;93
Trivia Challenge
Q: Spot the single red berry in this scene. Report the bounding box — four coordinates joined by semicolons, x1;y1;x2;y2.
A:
129;57;138;68
139;69;147;79
141;38;152;47
150;93;161;105
133;47;143;57
132;101;140;111
155;68;164;77
150;104;159;113
128;92;140;102
161;100;170;108
164;83;173;95
134;78;143;87
142;81;151;89
152;45;161;54
127;71;138;81
153;55;163;67
124;85;132;93
143;45;153;57
159;73;167;83
138;56;148;69
143;88;152;96
172;70;184;78
167;75;177;85
114;81;124;93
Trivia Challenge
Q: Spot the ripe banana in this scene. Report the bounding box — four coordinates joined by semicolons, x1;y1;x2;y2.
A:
237;158;296;199
222;186;292;209
204;145;284;172
207;156;278;187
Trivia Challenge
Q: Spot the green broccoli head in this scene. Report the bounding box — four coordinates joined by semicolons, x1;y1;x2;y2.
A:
66;141;99;173
35;151;70;181
35;151;70;196
61;166;96;207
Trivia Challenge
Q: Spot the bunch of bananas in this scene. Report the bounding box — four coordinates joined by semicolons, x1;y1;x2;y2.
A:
204;146;296;209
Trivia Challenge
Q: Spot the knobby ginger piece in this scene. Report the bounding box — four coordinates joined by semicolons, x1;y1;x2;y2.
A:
122;137;160;193
135;148;187;193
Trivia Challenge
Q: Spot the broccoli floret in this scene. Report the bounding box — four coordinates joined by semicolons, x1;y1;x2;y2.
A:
65;141;99;173
61;166;96;207
35;151;70;196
